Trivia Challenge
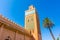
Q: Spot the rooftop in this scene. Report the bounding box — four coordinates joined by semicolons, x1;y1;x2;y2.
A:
0;15;32;37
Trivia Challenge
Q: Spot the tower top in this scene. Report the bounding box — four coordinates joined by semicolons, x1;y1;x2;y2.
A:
25;5;36;16
29;5;34;10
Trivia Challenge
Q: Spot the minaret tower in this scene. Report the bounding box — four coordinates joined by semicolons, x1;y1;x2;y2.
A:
25;5;42;40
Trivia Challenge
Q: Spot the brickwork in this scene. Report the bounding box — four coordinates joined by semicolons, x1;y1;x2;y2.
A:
1;28;15;40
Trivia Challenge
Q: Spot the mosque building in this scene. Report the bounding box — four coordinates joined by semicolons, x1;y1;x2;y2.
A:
0;5;42;40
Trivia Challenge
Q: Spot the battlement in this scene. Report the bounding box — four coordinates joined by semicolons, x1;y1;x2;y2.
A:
25;5;36;16
0;14;31;36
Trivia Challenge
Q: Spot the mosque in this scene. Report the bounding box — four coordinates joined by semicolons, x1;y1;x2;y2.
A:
0;5;42;40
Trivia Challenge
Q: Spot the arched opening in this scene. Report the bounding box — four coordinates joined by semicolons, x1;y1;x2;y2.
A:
5;36;11;40
5;39;9;40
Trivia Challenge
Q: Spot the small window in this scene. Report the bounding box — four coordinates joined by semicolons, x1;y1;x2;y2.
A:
8;36;10;38
28;19;29;22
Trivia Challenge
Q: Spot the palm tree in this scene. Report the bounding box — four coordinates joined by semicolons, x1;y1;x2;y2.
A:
43;17;55;40
57;34;60;40
57;37;59;40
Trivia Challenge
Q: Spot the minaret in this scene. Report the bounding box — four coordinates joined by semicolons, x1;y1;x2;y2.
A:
25;5;42;40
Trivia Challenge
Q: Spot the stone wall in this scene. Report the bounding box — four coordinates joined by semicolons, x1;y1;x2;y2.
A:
0;26;34;40
0;27;1;35
16;33;24;40
1;28;15;40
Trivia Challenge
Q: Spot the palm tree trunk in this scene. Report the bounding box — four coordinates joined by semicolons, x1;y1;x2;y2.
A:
48;27;55;40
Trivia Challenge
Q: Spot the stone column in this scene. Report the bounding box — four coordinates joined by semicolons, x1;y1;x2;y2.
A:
14;31;16;40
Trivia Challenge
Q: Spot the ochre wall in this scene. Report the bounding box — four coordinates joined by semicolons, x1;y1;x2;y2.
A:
1;28;15;40
16;32;24;40
25;14;34;30
25;35;31;40
0;26;34;40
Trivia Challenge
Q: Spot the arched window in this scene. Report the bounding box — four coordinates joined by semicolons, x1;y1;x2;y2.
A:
5;36;11;40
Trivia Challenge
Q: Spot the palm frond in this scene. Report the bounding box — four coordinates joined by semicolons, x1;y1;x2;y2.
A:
43;17;54;28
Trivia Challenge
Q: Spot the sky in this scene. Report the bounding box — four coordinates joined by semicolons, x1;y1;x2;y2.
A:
0;0;60;40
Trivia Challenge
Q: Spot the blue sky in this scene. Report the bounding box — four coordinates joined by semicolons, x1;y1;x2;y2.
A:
0;0;60;40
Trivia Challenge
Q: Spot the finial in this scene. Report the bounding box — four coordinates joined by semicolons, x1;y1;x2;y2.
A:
29;5;34;10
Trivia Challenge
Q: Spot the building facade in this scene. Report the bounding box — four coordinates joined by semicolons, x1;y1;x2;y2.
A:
0;5;42;40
